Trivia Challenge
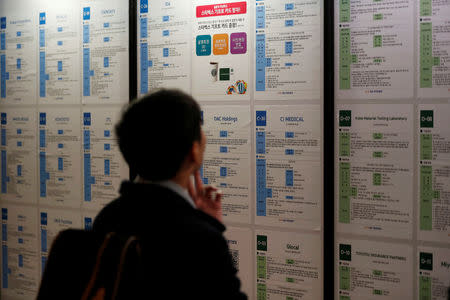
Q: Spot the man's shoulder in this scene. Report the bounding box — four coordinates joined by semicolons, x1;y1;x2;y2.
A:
92;181;224;235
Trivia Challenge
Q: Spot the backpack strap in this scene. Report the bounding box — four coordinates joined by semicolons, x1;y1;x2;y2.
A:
80;232;118;300
80;233;143;300
111;236;143;300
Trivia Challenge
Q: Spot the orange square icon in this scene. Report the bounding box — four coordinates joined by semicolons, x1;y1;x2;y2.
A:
213;34;229;55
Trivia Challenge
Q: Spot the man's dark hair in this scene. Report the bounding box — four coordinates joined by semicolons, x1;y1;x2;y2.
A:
115;89;202;181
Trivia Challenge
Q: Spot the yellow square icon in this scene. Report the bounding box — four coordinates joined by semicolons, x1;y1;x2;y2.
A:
213;34;229;55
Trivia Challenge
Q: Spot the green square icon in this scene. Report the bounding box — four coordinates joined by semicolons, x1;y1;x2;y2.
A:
219;68;230;81
257;235;267;251
373;35;382;47
340;244;351;261
420;110;434;128
339;110;351;127
420;252;433;271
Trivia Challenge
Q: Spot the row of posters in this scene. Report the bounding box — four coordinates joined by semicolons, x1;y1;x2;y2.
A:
335;0;450;99
0;105;321;226
138;0;322;100
1;1;132;298
0;0;129;105
336;103;450;244
138;0;450;101
3;103;448;242
2;204;449;300
335;1;450;300
337;239;450;300
0;0;325;104
0;107;128;210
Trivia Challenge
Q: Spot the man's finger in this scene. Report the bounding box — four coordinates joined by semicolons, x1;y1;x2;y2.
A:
204;186;217;200
195;170;203;194
214;189;222;203
188;178;197;201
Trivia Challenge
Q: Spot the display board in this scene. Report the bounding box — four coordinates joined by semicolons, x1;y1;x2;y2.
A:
1;0;449;299
0;0;129;298
137;0;324;299
335;1;450;299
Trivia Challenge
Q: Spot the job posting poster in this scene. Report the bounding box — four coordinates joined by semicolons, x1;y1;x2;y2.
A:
37;1;81;104
1;109;36;204
336;104;413;239
202;106;250;223
1;205;39;299
418;104;450;243
82;107;128;211
81;0;129;104
256;230;322;300
336;238;413;300
138;0;192;95
255;105;321;230
335;0;414;99
0;7;37;104
254;0;321;100
224;227;253;299
39;208;81;274
192;0;251;100
417;1;450;98
417;246;450;300
38;108;81;208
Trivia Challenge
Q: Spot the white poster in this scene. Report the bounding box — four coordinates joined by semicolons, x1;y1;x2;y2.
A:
37;1;81;104
81;0;129;104
192;0;250;100
335;0;414;99
224;227;253;299
202;105;250;224
418;104;450;243
336;238;413;300
0;109;36;204
254;0;321;100
336;104;414;238
0;8;37;104
1;205;39;299
81;107;128;211
417;246;450;300
417;1;450;98
255;105;321;230
256;230;322;300
39;208;81;275
38;108;81;208
137;0;192;95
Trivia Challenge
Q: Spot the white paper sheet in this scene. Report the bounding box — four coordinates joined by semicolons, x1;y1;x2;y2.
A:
1;205;39;299
0;8;37;104
81;0;129;104
418;104;450;243
38;108;81;208
36;1;81;104
417;1;450;98
39;208;81;275
224;227;253;299
256;230;322;300
81;107;128;211
336;104;414;238
192;0;250;100
255;105;321;230
335;0;414;99
254;0;321;100
417;246;450;300
0;109;36;204
137;0;192;95
336;238;413;300
202;105;250;223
